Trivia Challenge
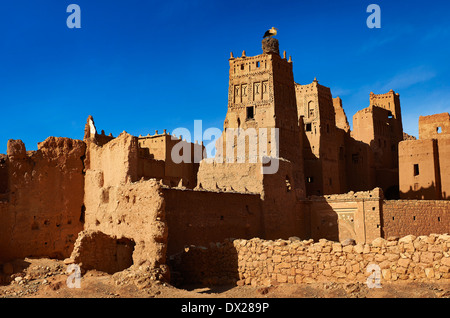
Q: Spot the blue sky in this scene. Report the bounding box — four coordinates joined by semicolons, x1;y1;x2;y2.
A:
1;0;449;153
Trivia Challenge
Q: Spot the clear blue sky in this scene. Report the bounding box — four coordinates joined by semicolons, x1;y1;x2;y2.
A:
1;0;449;154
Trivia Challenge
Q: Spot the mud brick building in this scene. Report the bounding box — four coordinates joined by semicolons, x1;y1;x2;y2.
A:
0;36;448;282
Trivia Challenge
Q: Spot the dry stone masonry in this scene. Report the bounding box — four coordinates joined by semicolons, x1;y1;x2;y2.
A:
172;234;450;286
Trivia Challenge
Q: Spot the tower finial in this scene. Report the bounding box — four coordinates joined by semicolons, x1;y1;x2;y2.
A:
242;50;246;58
283;51;286;59
230;52;234;59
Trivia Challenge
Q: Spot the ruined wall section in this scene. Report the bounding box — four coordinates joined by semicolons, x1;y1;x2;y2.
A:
196;160;264;193
0;138;86;262
382;200;449;238
333;97;350;133
138;133;203;188
81;175;168;274
86;131;140;188
172;235;450;286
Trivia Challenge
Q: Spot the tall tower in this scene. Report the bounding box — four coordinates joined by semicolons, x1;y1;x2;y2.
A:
352;90;404;198
222;37;304;189
295;79;344;195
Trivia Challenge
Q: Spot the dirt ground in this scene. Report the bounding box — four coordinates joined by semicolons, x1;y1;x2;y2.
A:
1;257;450;299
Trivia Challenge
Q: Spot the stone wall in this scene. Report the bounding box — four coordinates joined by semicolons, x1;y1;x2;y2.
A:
171;234;450;286
382;200;450;238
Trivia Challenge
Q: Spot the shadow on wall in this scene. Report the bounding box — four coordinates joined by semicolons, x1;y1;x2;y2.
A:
306;199;356;243
400;182;441;200
168;241;239;287
384;185;400;200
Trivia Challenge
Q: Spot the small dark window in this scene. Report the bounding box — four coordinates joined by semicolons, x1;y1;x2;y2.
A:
306;177;314;183
256;61;260;68
352;154;359;164
438;217;441;222
326;124;330;133
414;164;419;176
305;123;312;132
241;64;244;70
246;106;254;120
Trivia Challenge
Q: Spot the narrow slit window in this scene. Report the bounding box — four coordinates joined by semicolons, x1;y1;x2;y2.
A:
437;126;442;134
414;164;419;176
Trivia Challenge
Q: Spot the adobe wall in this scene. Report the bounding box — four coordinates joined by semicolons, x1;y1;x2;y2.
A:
81;176;168;274
163;187;263;256
260;158;308;240
419;112;450;140
86;132;140;187
333;97;350;133
69;230;136;274
171;234;450;286
399;139;441;199
382;200;449;238
399;112;450;200
305;188;383;244
0;137;86;262
196;159;264;193
139;134;203;188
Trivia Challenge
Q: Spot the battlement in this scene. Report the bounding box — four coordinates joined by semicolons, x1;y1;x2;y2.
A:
369;89;401;119
294;78;330;93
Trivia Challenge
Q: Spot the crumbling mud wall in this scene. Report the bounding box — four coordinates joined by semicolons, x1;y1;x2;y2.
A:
81;171;168;275
70;230;136;274
197;160;264;194
172;234;450;286
0;138;86;262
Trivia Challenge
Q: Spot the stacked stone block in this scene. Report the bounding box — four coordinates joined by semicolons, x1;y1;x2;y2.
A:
172;234;450;286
